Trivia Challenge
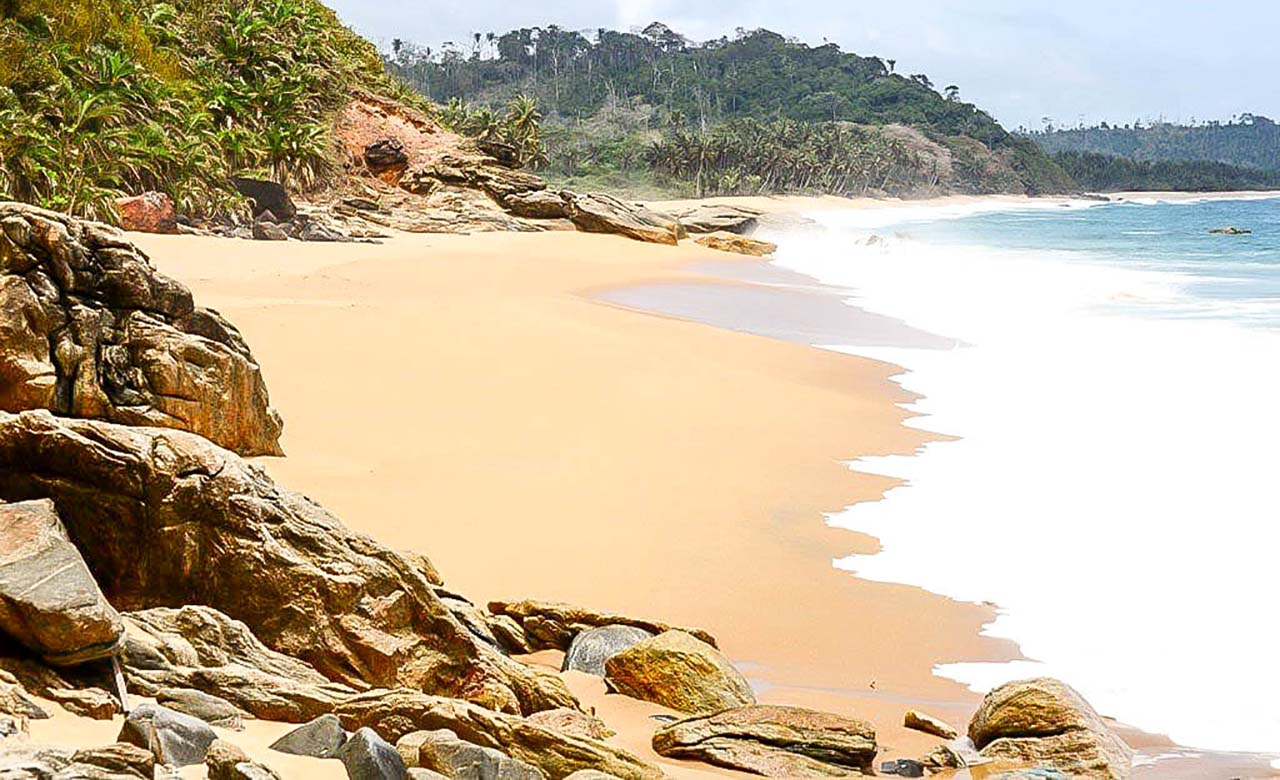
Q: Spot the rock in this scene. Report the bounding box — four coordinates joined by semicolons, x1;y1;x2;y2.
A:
334;690;661;779
694;231;777;257
0;203;283;456
402;155;545;203
252;220;289;241
364;140;410;174
156;688;244;730
502;191;569;220
968;678;1133;780
0;716;24;739
474;140;521;168
525;709;615;741
563;773;620;780
903;709;958;740
299;221;347;243
407;771;451;780
408;728;544;780
0;411;569;715
881;758;925;777
207;740;282;780
671;204;761;235
114;192;178;234
919;743;966;771
653;705;876;777
0;651;116;719
988;770;1070;780
1209;226;1251;235
70;743;155;778
0;674;45;722
117;703;218;768
487;601;716;651
269;714;348;759
231;179;296;222
486;615;531;656
0;499;124;665
124;606;357;723
562;194;684;245
0;743;153;779
562;626;653;676
603;631;754;715
337;728;407;780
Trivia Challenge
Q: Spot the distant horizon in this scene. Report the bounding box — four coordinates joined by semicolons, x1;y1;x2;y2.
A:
324;1;1279;133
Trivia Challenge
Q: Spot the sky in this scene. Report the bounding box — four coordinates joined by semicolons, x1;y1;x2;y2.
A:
324;1;1280;131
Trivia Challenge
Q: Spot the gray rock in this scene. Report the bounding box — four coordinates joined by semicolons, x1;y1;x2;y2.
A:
408;729;544;780
562;626;654;676
0;500;125;665
207;739;282;780
269;714;348;759
671;204;761;235
337;728;407;780
299;221;347;243
252;221;289;241
117;703;217;768
157;688;244;730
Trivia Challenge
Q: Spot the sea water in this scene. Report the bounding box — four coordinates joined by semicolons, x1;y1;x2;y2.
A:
767;196;1280;756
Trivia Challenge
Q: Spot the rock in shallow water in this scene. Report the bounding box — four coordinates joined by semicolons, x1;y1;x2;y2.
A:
604;631;754;715
0;499;124;666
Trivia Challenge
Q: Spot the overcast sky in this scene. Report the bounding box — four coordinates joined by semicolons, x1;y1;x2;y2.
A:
325;1;1278;131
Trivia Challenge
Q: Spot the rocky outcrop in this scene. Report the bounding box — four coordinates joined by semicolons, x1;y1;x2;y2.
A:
487;600;716;651
653;705;877;777
334;690;662;780
405;155;546;204
562;626;653;676
156;688;245;730
122;605;356;723
968;678;1133;780
0;743;154;779
0;499;124;665
0;411;571;715
603;631;754;715
403;728;543;780
694;232;778;257
114;192;177;235
0;648;118;719
118;703;218;768
562;194;685;245
502;191;570;220
365;140;410;176
670;204;762;235
338;728;408;780
525;709;615;741
0;202;283;456
903;710;958;740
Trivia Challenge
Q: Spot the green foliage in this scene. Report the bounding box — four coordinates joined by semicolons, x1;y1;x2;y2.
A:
438;94;547;166
0;0;413;220
1053;151;1280;192
1032;116;1280;172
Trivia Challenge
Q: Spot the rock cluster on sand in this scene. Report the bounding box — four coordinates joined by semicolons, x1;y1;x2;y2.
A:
653;705;878;777
0;742;154;779
488;600;717;651
0;202;283;455
968;678;1133;779
603;630;756;715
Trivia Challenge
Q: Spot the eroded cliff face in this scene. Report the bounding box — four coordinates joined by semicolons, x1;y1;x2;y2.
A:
0;203;283;456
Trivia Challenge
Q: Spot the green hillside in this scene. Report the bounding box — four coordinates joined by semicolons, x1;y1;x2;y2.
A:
0;0;425;220
1033;116;1280;172
387;24;1072;198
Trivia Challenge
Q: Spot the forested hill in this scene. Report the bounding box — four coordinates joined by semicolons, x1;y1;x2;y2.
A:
386;24;1072;198
1033;116;1280;172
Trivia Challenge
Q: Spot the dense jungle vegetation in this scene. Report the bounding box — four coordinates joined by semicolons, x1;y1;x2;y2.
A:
1052;151;1280;192
1034;116;1280;173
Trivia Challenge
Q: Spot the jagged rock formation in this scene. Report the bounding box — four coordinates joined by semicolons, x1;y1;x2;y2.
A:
487;600;716;651
0;499;124;665
562;194;685;245
968;678;1133;780
0;410;571;715
603;631;755;715
0;203;283;456
653;705;878;777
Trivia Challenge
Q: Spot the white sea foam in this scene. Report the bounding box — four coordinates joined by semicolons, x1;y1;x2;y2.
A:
765;202;1280;755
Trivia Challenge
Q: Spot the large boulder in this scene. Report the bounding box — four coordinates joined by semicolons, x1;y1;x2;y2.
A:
502;191;570;220
269;714;349;758
603;631;755;715
231;179;296;222
694;232;778;257
653;705;877;777
334;690;662;780
156;688;245;730
0;499;124;665
968;678;1133;780
562;194;684;245
487;600;716;651
0;202;282;456
562;626;653;676
670;204;762;235
114;192;178;235
117;703;218;768
123;605;357;723
404;728;544;780
337;728;408;780
0;411;571;715
404;154;545;203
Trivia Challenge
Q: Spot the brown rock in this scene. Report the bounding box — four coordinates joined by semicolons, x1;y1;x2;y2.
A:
562;194;684;245
671;204;762;235
409;728;543;780
904;709;958;740
207;739;282;780
968;678;1133;780
487;600;717;651
652;705;876;777
0;499;124;665
334;690;662;779
0;743;153;779
364;139;410;175
114;192;178;234
0;650;117;719
603;631;754;715
694;231;778;257
526;708;616;741
503;191;570;219
0;410;571;715
0;672;47;721
0;202;283;456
